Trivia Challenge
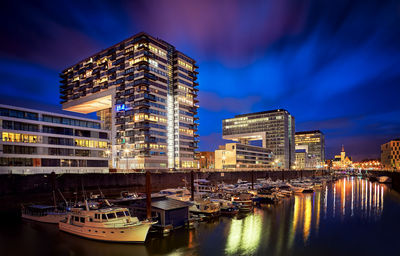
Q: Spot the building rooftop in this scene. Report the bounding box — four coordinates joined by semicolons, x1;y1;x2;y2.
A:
151;198;191;211
295;130;323;135
0;101;100;122
234;109;289;118
62;31;195;72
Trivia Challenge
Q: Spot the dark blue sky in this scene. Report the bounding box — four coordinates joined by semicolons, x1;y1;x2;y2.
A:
1;0;400;161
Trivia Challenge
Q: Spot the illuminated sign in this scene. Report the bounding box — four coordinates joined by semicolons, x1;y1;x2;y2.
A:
116;104;126;111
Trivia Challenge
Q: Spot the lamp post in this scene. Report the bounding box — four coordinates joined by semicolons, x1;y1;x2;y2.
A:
105;149;111;170
274;159;280;171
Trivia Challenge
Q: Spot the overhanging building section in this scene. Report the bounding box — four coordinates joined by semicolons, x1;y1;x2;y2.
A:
62;89;114;114
222;109;295;169
60;32;199;171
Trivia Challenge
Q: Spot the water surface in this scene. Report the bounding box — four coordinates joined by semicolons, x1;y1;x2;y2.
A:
1;177;400;256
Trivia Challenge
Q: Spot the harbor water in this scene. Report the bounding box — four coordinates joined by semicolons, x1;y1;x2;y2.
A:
1;177;400;256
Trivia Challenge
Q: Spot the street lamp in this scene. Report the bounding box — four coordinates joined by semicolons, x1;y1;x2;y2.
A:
274;159;280;171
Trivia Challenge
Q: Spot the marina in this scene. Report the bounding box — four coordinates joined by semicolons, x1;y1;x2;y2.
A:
2;175;400;255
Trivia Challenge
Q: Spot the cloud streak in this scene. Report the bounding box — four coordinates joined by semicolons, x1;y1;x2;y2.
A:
1;0;400;160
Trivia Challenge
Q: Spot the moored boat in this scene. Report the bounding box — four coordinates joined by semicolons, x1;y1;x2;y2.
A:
254;187;279;204
377;176;392;183
211;199;239;216
59;204;155;243
21;205;68;224
232;193;253;212
189;199;220;217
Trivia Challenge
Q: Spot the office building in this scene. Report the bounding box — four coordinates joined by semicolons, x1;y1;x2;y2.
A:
60;32;199;171
295;130;325;168
215;143;273;170
222;109;295;169
381;139;400;170
196;151;214;169
0;104;110;174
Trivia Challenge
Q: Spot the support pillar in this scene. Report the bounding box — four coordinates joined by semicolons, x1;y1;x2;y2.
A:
146;171;152;220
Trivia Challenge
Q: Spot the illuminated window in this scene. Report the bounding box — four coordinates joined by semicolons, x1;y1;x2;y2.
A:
149;59;158;68
2;132;38;143
74;139;107;148
178;60;192;70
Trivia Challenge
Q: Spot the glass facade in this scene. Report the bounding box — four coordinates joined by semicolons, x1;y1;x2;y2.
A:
222;109;295;169
215;143;273;169
60;32;199;170
0;104;110;174
295;130;325;168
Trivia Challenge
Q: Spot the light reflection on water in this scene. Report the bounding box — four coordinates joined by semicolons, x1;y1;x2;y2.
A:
223;177;389;256
225;209;263;255
2;177;399;256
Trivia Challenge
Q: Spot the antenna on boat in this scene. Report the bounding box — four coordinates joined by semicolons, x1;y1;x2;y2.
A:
104;199;111;207
51;172;57;209
84;199;89;211
58;189;68;207
98;185;105;199
81;178;87;201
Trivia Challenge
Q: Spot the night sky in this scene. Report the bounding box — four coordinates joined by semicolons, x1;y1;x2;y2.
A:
1;0;400;161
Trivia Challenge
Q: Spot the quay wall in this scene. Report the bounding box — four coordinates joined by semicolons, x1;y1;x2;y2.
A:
0;170;327;213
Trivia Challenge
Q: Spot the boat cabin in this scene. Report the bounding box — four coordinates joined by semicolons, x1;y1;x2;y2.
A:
65;207;138;225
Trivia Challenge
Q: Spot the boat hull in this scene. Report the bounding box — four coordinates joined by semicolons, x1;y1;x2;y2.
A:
377;176;392;183
253;196;276;204
22;213;67;224
220;208;239;216
59;221;153;243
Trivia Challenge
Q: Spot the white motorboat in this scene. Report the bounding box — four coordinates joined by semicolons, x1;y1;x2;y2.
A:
189;198;220;216
59;204;155;243
232;193;253;212
377;176;392;183
291;186;305;193
22;205;67;224
159;188;192;202
194;179;217;193
211;199;239;216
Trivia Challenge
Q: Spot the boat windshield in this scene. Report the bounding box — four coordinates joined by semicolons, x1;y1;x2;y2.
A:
124;211;130;217
116;211;125;218
107;213;116;219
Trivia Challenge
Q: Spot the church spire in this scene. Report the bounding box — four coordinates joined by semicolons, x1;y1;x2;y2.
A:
341;144;344;152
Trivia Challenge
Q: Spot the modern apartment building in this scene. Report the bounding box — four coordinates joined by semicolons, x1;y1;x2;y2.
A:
60;32;199;171
381;139;400;170
222;109;295;169
295;130;325;168
0;104;110;174
215;143;273;170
